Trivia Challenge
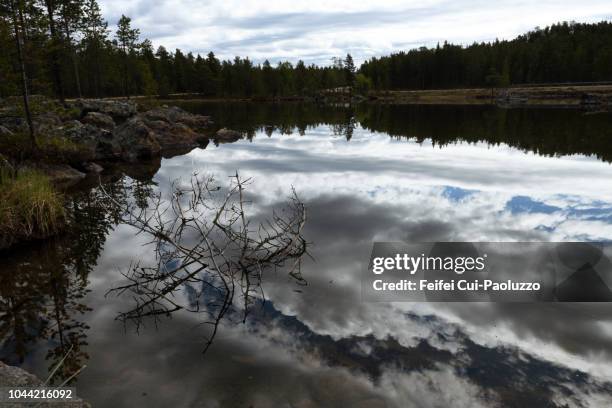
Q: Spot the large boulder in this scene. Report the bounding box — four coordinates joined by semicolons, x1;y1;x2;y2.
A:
50;120;119;162
143;106;211;131
0;361;90;407
119;106;211;151
145;119;206;148
115;117;162;161
73;99;137;120
215;128;243;143
34;112;63;133
81;111;115;131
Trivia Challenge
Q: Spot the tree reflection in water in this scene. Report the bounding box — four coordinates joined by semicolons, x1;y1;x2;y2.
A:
104;173;309;353
0;179;127;384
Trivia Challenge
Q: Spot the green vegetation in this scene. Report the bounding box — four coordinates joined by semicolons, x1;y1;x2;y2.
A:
2;2;611;104
0;0;350;100
0;130;80;160
361;21;612;90
0;167;65;247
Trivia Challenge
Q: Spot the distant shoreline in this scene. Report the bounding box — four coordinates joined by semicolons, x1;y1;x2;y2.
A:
368;84;612;108
96;83;612;110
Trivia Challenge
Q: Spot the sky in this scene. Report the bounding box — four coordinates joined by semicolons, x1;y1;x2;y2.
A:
98;0;612;65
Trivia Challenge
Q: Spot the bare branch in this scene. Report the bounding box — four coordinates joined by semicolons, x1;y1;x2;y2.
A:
102;173;309;353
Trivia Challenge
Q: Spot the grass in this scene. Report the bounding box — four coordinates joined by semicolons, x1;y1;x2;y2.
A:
0;130;81;162
0;167;65;247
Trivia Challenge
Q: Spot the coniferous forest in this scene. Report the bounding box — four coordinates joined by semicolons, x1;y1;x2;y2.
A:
1;0;611;100
361;21;612;90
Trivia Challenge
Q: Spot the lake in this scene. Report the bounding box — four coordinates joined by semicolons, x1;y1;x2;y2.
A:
2;102;612;407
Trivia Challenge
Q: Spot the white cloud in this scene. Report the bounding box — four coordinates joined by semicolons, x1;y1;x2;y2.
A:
99;0;612;64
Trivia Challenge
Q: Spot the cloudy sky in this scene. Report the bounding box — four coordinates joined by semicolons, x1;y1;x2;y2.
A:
98;0;612;65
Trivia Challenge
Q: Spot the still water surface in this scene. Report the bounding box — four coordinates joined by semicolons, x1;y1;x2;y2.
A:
2;103;612;407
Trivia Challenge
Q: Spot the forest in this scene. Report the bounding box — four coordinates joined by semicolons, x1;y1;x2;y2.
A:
0;0;353;100
1;0;611;100
361;21;612;90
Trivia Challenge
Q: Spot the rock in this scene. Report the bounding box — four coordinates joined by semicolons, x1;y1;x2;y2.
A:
115;117;162;161
145;119;202;149
35;163;86;185
0;112;60;135
94;129;121;160
83;162;104;173
0;361;90;408
33;112;62;132
143;106;211;131
59;121;97;160
50;120;119;161
215;128;243;143
118;107;212;151
81;111;115;131
0;125;13;137
73;99;137;120
0;116;25;133
0;124;14;136
0;361;40;387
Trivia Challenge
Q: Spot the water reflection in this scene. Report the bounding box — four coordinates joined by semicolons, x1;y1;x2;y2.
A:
104;173;308;353
180;102;612;162
1;103;612;406
0;181;125;384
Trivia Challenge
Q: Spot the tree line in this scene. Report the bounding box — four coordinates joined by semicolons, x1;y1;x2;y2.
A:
0;0;355;103
1;1;611;106
361;21;612;90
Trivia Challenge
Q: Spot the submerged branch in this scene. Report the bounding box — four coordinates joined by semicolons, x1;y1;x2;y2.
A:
102;173;309;353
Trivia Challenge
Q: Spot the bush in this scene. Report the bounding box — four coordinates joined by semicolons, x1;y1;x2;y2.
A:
0;168;65;248
354;73;373;96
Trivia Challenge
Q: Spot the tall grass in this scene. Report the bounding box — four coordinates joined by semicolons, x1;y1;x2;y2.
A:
0;168;65;247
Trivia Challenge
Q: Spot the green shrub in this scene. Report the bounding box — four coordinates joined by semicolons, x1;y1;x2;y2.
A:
0;169;65;246
354;73;373;96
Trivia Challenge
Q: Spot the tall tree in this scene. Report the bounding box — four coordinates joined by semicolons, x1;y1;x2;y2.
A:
6;0;36;149
81;0;106;96
344;53;356;87
41;0;65;103
115;14;139;98
58;0;83;98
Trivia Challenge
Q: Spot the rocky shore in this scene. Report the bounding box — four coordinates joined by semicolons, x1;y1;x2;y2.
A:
0;97;246;250
0;97;244;184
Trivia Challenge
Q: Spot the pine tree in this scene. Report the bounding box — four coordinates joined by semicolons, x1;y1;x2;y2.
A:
115;14;139;98
81;0;106;96
42;0;66;103
344;53;356;87
58;0;83;98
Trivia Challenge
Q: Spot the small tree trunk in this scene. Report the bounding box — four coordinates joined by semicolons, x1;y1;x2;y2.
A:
123;51;130;99
72;52;82;98
11;0;36;150
44;0;66;104
63;20;82;98
92;40;101;97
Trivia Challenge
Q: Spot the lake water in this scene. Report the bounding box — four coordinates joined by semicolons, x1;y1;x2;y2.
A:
2;103;612;407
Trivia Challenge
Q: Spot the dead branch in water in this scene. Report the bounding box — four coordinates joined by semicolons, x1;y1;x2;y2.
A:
101;172;308;353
